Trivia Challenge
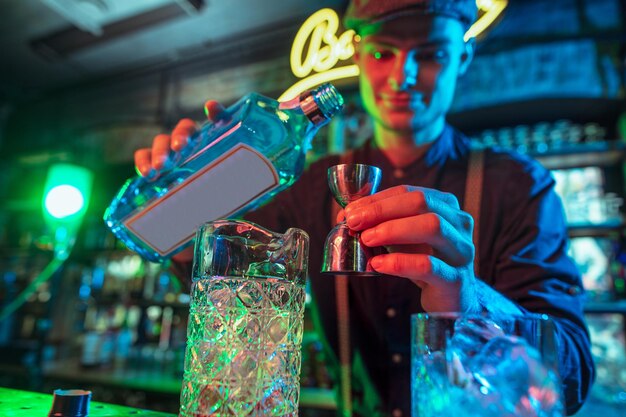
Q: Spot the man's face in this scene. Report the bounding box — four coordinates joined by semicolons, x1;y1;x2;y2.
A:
353;14;472;134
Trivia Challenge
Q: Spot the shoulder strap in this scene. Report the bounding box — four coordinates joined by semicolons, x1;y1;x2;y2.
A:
463;149;484;278
335;274;352;417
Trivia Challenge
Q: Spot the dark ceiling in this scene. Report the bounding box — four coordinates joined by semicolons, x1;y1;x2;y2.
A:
0;0;346;106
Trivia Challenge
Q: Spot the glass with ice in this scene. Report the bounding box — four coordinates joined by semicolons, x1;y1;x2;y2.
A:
411;312;564;417
179;220;309;417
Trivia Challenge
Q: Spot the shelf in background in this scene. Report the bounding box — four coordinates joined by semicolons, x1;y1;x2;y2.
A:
532;142;626;170
93;295;190;310
568;221;625;238
44;359;182;394
299;387;337;410
449;98;623;134
584;300;626;314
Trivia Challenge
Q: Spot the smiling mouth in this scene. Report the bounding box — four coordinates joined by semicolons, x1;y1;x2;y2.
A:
383;95;424;107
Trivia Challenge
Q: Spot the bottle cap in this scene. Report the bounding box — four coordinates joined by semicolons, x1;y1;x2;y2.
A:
48;389;92;417
300;83;344;126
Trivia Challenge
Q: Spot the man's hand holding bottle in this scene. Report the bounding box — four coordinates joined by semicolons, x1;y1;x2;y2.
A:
133;101;225;262
134;101;225;178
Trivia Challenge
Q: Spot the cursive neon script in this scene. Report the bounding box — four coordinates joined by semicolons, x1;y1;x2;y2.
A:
465;0;508;41
280;3;508;101
290;8;355;79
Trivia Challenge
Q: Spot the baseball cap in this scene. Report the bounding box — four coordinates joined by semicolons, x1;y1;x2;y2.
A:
344;0;478;33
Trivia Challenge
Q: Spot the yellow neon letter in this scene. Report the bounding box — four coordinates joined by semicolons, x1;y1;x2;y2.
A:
282;2;508;100
465;0;508;41
290;8;356;78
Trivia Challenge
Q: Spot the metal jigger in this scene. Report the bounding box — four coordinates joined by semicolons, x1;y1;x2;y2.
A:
321;164;383;276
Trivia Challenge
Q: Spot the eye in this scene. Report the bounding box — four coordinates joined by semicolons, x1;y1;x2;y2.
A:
371;49;394;61
434;49;449;60
417;48;449;62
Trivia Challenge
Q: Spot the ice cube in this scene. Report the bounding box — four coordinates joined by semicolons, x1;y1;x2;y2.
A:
469;335;564;417
450;316;506;357
446;316;506;388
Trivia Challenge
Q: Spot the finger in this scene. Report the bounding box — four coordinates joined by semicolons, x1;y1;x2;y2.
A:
361;213;474;267
370;253;460;284
347;185;460;213
336;208;346;224
171;119;197;151
346;193;473;246
204;100;227;122
152;133;172;170
385;243;433;256
346;187;467;232
134;148;154;177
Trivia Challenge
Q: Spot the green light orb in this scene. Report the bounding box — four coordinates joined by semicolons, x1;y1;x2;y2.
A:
44;185;85;219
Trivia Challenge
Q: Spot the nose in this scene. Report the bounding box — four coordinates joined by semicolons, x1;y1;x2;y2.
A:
389;50;418;90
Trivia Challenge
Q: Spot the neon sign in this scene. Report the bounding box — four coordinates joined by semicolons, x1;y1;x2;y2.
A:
279;9;359;101
279;2;508;101
465;0;508;41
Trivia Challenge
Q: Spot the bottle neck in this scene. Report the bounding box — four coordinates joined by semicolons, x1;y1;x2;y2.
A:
278;84;342;133
278;92;328;127
278;96;301;111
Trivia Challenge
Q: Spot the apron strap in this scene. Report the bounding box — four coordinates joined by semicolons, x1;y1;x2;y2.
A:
331;147;484;416
463;149;484;278
333;151;354;417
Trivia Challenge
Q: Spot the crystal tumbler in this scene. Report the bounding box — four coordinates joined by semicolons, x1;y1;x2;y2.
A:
411;312;564;417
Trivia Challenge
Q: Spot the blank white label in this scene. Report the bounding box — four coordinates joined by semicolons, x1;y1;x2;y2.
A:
124;144;278;256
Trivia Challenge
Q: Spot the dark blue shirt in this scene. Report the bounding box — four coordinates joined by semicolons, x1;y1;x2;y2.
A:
242;125;593;416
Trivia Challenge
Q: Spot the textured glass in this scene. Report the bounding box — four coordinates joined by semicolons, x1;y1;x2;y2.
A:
411;313;564;417
179;220;309;417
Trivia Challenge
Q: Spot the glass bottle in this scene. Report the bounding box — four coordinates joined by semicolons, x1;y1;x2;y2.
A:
104;84;343;263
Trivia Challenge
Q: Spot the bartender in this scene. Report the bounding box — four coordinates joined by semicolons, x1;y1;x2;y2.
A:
134;0;595;416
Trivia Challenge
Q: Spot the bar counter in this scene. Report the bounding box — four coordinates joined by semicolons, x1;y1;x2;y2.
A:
42;358;337;411
0;387;175;416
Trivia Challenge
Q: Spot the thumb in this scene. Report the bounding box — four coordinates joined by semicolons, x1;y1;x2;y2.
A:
336;208;346;224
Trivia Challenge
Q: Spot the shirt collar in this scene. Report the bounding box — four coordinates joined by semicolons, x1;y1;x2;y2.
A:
424;123;465;167
363;123;468;170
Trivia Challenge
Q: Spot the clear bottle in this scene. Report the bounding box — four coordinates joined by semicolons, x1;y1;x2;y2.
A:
104;83;343;263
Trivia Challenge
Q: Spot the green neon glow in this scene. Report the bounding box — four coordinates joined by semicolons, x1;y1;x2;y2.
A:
42;163;93;226
44;184;85;219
